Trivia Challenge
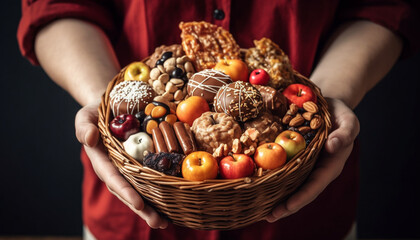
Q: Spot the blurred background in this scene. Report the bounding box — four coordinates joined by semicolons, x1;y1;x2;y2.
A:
1;1;419;239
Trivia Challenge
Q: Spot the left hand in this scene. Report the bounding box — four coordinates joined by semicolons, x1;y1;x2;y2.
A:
266;98;360;222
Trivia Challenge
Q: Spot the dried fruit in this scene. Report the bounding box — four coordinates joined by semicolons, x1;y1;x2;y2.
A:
143;152;184;176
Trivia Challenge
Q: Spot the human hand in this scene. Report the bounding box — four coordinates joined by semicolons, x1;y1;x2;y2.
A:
266;98;360;222
75;102;168;229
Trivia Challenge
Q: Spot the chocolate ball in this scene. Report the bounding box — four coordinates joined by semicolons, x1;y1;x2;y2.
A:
109;80;156;117
214;81;264;122
253;84;288;117
187;69;232;104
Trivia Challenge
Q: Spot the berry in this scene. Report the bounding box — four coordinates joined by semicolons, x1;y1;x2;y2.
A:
171;67;184;78
155;59;164;66
135;111;146;123
157;157;172;171
143;152;184;176
161;51;173;61
287;126;299;132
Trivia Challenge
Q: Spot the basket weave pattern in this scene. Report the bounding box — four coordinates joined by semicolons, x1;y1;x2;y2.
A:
98;66;331;230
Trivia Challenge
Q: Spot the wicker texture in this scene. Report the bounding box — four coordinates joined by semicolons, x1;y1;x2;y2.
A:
98;66;331;230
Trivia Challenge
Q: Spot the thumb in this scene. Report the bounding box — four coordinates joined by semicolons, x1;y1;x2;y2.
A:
325;99;360;154
75;103;100;147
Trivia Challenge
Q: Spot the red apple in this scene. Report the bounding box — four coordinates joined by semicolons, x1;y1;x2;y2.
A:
219;154;255;179
275;130;306;159
213;59;249;82
249;69;270;85
282;83;317;108
109;114;141;141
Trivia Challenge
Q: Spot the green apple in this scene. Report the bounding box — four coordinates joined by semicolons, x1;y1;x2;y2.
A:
275;130;306;159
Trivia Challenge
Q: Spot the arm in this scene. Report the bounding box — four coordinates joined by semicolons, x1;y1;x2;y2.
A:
35;18;168;229
267;20;402;221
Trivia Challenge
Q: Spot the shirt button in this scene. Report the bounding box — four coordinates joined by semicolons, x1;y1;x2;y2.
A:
213;9;225;20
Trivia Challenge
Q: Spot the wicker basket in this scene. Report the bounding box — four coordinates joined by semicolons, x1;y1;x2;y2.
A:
98;64;331;230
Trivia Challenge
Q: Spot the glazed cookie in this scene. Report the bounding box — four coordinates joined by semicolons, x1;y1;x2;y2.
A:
109;80;156;117
187;69;232;104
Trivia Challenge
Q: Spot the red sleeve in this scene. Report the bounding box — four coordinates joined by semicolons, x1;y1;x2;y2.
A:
337;0;420;58
17;0;117;65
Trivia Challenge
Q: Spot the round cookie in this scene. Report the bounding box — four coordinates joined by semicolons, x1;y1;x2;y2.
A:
191;112;242;154
214;81;263;122
110;80;156;117
187;69;232;104
253;84;288;117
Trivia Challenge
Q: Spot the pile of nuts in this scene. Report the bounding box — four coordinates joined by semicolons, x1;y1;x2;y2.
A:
282;101;324;144
148;53;196;109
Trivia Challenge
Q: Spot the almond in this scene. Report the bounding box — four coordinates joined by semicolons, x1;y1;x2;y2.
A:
310;115;323;129
302;111;314;121
289;103;299;115
289;113;305;127
298;126;311;135
282;114;293;125
303;101;319;113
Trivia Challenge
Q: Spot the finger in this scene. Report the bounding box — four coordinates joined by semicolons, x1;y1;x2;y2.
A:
108;187;168;229
325;99;360;153
75;104;100;147
84;144;144;210
267;141;354;222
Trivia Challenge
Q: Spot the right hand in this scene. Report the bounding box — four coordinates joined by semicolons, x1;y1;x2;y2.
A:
75;102;168;229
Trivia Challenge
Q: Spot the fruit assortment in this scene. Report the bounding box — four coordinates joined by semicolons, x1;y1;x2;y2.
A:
107;21;325;181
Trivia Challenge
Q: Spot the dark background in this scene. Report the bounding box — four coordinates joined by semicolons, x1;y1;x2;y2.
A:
1;1;419;239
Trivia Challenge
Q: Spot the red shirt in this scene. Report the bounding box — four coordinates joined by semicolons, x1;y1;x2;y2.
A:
18;1;418;239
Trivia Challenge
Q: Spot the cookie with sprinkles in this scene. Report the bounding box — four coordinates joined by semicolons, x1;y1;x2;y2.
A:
214;81;263;122
187;69;232;104
109;80;156;117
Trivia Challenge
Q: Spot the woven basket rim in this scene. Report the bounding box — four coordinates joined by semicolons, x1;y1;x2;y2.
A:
98;69;331;187
97;52;332;230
